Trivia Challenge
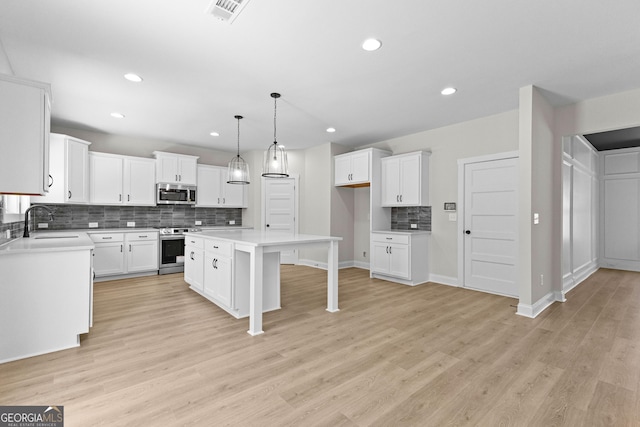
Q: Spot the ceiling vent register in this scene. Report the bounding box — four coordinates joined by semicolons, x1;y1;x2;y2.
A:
206;0;251;23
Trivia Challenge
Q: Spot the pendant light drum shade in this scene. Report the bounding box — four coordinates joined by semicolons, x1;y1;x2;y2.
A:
227;115;250;184
262;93;289;178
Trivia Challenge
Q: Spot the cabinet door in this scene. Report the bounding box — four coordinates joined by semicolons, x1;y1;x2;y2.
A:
196;166;223;207
90;154;124;204
399;155;421;205
178;157;197;185
350;151;370;184
334;155;352;186
204;252;233;308
381;157;401;206
222;181;245;207
388;244;410;279
371;242;391;274
93;243;125;276
156;156;179;183
66;140;89;203
0;77;49;195
185;248;204;292
124;158;156;205
126;239;158;273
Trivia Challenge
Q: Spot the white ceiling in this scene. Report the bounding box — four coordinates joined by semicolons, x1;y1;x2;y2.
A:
1;0;639;153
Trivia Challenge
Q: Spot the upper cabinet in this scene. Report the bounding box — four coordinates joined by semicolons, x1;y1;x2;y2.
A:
335;150;371;186
196;165;247;208
381;151;430;207
32;134;91;204
153;151;198;185
89;152;156;206
0;74;51;195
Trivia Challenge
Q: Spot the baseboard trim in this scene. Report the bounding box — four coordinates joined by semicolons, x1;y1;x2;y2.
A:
516;291;556;318
428;274;458;287
563;263;598;294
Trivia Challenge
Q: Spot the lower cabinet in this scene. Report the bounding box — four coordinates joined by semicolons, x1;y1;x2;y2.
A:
370;231;429;285
184;235;280;318
90;231;159;278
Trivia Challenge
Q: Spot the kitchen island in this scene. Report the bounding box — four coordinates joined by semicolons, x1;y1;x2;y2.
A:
184;229;341;336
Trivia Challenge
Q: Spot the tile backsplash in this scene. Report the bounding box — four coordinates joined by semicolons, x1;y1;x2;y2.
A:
0;204;242;246
390;206;431;231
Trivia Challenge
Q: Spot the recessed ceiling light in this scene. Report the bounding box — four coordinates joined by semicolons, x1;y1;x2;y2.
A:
210;132;220;137
124;73;143;83
362;38;382;51
110;112;125;119
441;87;457;95
326;127;336;133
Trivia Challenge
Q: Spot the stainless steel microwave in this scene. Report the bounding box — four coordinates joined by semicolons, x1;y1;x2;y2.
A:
157;183;196;205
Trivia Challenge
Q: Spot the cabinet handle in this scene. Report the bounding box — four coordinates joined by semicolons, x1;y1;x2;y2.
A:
386;246;389;254
217;198;220;204
400;195;402;202
396;195;399;202
119;194;122;202
175;174;178;181
179;174;182;181
223;198;225;204
120;245;123;252
68;190;72;199
49;174;53;188
389;246;392;254
213;245;219;249
128;194;130;202
386;237;392;240
139;235;147;238
102;237;112;240
129;244;132;252
190;251;194;260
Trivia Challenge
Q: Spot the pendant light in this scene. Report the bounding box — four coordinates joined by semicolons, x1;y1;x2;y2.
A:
262;92;289;177
227;115;250;184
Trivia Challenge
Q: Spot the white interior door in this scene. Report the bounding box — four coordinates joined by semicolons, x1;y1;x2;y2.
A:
462;156;518;297
263;177;298;264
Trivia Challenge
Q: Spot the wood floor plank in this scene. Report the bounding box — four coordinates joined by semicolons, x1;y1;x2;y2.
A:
1;266;639;426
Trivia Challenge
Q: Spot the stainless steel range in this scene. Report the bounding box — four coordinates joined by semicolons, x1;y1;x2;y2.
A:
158;227;201;275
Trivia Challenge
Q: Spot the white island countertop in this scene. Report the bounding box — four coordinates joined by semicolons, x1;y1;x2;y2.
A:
0;231;94;255
185;229;342;246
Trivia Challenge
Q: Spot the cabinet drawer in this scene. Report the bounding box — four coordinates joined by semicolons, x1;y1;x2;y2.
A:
185;236;204;249
205;240;233;257
372;233;410;245
89;233;124;243
125;232;158;242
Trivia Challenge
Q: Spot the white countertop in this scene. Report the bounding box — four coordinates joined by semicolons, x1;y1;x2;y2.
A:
0;232;95;255
373;229;431;235
186;229;341;247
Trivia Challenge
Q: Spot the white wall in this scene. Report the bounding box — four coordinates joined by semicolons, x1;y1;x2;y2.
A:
362;110;519;280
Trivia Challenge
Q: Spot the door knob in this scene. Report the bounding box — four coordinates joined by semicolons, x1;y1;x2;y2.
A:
266;224;270;227
465;230;471;235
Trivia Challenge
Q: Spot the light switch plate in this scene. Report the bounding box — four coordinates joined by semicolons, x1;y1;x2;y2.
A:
533;213;539;225
88;222;98;228
127;221;135;227
410;223;418;229
195;220;202;226
38;223;49;229
229;220;236;225
449;213;457;221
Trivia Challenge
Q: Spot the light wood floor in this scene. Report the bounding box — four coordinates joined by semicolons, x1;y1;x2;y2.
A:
1;267;640;426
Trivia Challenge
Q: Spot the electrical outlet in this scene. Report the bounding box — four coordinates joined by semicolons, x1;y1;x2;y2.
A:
5;230;10;239
127;221;135;227
38;223;49;229
410;223;418;229
229;220;236;225
195;220;202;226
363;251;367;258
449;213;457;221
540;274;544;286
88;222;98;228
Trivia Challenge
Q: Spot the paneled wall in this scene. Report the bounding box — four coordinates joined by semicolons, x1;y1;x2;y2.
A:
600;146;640;271
562;135;598;293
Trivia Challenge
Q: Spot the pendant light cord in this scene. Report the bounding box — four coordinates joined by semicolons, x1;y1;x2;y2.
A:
273;95;277;143
237;116;241;157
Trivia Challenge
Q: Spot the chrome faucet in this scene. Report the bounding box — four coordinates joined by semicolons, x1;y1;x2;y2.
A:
23;205;54;238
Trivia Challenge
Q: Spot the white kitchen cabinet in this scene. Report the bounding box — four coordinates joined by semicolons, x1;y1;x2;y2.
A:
90;231;159;278
184;236;204;292
0;73;51;195
334;150;371;186
203;239;234;309
153;151;198;185
381;151;430;206
33;134;91;204
126;233;159;273
196;165;246;208
90;152;156;205
370;231;429;285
